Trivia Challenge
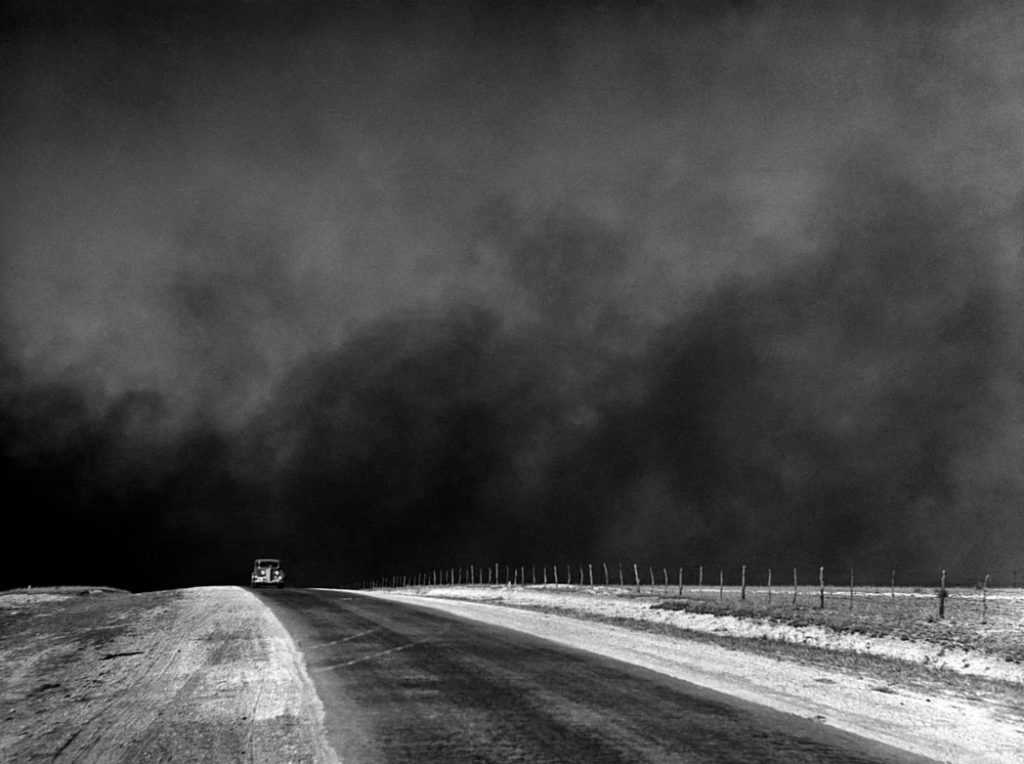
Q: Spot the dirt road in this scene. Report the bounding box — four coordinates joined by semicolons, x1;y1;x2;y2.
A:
262;588;936;764
355;588;1024;764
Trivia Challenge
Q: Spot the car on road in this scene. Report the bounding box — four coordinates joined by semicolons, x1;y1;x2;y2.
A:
251;558;285;588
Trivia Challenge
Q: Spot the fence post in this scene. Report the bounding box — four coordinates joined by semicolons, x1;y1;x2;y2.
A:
891;570;896;603
678;567;683;597
649;566;656;593
741;565;747;601
849;567;854;611
532;565;536;585
554;565;559;586
767;568;772;605
589;564;594;587
567;565;572;585
544;566;548;585
818;566;825;609
699;565;704;592
982;574;990;624
719;570;724;601
793;567;798;605
619;563;624;587
938;569;947;619
634;563;641;593
604;562;609;585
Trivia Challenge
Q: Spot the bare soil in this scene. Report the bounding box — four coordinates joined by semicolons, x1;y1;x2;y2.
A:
0;586;337;764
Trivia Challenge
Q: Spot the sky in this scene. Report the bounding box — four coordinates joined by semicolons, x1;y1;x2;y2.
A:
2;0;1022;591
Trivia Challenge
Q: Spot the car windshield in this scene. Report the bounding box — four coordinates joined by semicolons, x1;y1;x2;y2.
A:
255;560;279;568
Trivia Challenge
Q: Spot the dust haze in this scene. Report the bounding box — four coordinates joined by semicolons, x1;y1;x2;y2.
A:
2;1;1021;590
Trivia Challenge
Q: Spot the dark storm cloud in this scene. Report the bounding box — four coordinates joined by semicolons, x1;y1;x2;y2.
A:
574;158;1023;577
2;1;1022;588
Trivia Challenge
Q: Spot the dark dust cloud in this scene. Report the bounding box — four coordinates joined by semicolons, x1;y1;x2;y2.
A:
2;1;1021;590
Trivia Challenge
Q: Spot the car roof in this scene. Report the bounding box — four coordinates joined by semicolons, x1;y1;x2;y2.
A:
254;558;280;564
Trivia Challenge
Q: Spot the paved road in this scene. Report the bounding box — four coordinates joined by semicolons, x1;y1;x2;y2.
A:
258;589;936;764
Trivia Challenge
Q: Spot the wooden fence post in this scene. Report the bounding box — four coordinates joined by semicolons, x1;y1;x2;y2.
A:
891;570;896;603
544;566;548;585
741;565;747;601
819;566;825;609
767;568;772;605
580;565;585;586
699;565;704;592
982;574;990;624
939;569;947;619
719;570;724;601
793;567;798;605
532;565;536;585
603;562;609;585
849;567;854;611
589;564;594;587
663;567;669;593
649;566;655;593
619;563;624;587
554;565;559;586
634;563;641;593
567;565;572;585
678;567;683;597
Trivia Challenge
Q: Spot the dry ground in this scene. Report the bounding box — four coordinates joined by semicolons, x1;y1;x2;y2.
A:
3;584;1021;763
0;586;337;764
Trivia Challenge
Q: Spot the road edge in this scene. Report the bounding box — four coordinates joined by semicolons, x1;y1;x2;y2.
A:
241;587;342;764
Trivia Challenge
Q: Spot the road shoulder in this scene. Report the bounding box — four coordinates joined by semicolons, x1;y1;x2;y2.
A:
0;586;338;764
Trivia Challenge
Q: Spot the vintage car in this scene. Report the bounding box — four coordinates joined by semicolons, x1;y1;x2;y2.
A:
251;558;285;588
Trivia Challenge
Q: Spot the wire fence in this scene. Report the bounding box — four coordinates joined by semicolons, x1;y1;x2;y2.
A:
352;563;1023;624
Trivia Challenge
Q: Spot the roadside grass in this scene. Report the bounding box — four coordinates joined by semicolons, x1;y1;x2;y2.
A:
643;586;1024;663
